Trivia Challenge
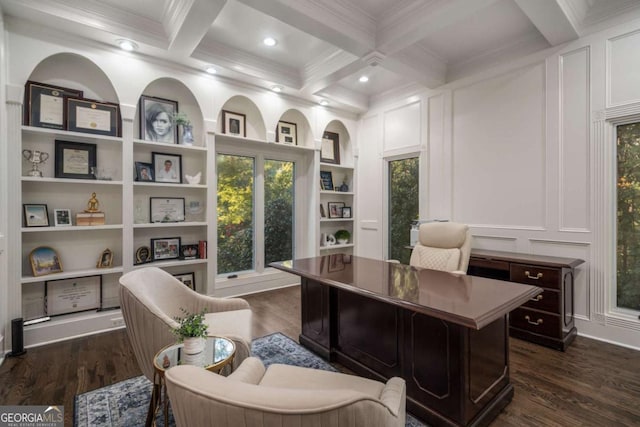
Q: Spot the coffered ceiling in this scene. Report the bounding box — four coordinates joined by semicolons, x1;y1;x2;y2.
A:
1;0;640;113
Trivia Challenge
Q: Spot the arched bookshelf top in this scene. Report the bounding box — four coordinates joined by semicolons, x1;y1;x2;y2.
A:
322;119;353;167
218;95;266;140
277;109;313;148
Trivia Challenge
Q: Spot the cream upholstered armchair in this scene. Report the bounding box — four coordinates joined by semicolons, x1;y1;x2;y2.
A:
119;267;252;382
165;357;406;427
410;221;472;273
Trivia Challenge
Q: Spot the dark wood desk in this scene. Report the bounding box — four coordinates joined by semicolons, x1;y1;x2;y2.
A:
271;255;542;427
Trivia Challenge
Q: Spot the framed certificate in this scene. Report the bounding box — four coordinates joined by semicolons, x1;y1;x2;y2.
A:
67;98;121;137
45;275;102;316
24;81;83;129
321;131;340;164
150;197;186;223
54;140;97;179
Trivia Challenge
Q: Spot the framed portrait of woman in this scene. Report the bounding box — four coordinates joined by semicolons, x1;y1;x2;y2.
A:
139;95;179;144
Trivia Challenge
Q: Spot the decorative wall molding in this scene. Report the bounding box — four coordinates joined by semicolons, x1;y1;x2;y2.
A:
528;238;590;246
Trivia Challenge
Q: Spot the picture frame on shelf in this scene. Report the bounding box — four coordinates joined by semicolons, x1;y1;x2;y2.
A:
53;208;72;226
24;80;83;129
135;246;152;265
320;170;334;190
180;244;199;260
23;204;49;227
29;246;63;277
342;206;352;218
152;152;182;183
135;161;154;182
173;272;195;290
151;237;181;261
150;197;186;223
276;121;297;145
222;110;246;137
45;275;101;316
54;140;97;180
67;98;121;137
320;204;326;218
139;95;179;144
328;201;345;218
96;248;113;268
321;131;340;164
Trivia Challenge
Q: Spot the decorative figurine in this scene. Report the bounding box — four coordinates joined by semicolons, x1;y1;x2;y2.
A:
85;192;101;213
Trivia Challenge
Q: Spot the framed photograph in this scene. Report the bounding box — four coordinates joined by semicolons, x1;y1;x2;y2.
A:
54;208;72;226
276;121;297;145
222;110;246;137
180;244;199;260
139;95;179;144
173;272;195;290
135;161;154;182
342;206;352;218
54;140;97;179
320;170;334;191
328;202;345;218
97;248;113;268
320;204;326;218
67;98;120;137
23;204;49;227
24;81;83;129
45;275;101;316
321;131;340;164
152;152;182;183
150;197;186;223
135;246;152;265
29;246;63;277
151;237;181;261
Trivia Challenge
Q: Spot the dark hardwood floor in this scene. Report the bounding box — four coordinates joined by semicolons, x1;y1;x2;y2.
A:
0;285;638;426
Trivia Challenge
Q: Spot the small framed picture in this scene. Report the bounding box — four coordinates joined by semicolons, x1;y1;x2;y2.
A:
342;206;352;218
67;98;121;137
276;121;297;145
54;209;72;226
139;95;179;144
150;237;181;261
29;246;63;277
23;204;49;227
135;161;154;182
152;152;182;183
135;246;152;265
222;110;246;137
96;248;113;268
320;204;326;218
321;131;340;164
320;171;334;191
173;272;195;290
54;140;97;180
180;244;199;260
24;81;83;129
328;202;345;219
150;197;185;223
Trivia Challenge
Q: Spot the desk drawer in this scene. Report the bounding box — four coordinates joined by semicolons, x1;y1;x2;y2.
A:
522;289;560;314
510;307;561;339
510;264;560;289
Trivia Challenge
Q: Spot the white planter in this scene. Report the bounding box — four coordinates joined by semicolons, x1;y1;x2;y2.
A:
183;337;206;354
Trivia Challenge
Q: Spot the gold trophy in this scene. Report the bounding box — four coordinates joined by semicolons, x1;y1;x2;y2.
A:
22;149;49;177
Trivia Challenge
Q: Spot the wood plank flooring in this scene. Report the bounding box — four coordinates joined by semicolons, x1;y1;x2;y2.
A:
0;285;638;426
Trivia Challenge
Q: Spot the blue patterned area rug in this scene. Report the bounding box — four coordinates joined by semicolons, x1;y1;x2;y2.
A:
74;332;425;427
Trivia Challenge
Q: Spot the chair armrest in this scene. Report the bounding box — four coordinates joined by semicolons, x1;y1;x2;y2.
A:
450;270;467;275
192;293;251;313
227;357;266;384
379;377;406;417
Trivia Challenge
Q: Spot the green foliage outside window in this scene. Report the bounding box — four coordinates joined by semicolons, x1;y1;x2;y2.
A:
265;160;294;265
389;157;419;265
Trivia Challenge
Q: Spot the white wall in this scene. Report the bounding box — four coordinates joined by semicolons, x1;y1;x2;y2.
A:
358;18;640;350
0;8;8;360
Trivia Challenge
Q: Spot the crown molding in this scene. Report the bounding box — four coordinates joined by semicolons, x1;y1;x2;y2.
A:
167;0;226;55
302;49;358;85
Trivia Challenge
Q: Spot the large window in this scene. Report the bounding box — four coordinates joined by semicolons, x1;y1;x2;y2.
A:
217;153;296;276
616;122;640;312
388;157;419;264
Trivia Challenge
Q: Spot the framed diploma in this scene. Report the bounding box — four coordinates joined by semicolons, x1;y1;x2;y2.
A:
45;275;102;316
321;131;340;164
150;197;186;223
67;98;121;137
24;81;83;129
55;140;97;179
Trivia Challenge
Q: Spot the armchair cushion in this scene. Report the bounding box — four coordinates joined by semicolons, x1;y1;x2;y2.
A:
410;246;461;271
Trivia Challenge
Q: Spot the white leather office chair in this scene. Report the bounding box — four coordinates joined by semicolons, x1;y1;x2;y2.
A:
409;222;471;273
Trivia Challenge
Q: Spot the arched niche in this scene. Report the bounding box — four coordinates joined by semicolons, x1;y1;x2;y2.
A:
277;109;313;148
136;78;204;146
27;53;118;104
322;120;352;166
218;95;266;140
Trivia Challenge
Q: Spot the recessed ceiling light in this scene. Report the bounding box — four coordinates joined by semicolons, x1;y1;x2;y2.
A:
263;37;277;47
205;66;217;74
319;99;329;106
359;75;369;83
271;85;283;93
116;39;138;51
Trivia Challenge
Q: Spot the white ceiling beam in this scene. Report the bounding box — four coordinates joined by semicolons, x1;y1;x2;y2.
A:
316;84;369;113
301;58;370;96
166;0;227;55
513;0;579;45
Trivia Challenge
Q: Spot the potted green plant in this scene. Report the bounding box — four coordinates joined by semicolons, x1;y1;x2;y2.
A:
172;112;194;145
335;229;351;244
172;308;208;354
